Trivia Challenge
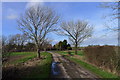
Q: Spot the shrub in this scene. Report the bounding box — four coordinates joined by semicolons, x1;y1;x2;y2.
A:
84;45;118;74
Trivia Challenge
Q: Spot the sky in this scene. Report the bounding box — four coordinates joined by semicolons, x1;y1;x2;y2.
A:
2;2;118;46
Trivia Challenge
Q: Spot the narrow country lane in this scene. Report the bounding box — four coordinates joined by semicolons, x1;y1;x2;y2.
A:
49;51;99;79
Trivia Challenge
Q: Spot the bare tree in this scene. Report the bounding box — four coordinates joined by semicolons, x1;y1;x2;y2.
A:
12;34;27;46
100;2;120;74
58;20;93;54
100;2;120;31
17;5;60;58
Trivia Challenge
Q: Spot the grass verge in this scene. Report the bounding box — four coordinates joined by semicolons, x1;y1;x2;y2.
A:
65;56;119;78
6;52;35;56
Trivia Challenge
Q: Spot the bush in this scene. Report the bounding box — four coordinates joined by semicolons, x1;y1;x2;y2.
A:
67;47;72;50
84;45;118;74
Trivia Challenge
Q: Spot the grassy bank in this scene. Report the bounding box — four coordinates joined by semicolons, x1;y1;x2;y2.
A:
66;56;119;78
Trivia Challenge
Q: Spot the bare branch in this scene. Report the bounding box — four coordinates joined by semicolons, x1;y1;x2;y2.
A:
58;20;93;54
17;5;60;58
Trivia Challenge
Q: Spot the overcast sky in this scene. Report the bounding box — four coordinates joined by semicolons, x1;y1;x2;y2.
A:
2;2;118;46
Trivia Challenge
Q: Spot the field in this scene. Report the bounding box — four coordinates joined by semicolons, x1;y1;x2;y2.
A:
56;50;119;78
2;52;52;79
2;48;120;79
55;50;84;56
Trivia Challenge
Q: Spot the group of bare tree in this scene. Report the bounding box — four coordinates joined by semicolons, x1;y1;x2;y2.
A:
4;2;119;59
10;2;120;75
17;5;93;58
2;34;27;53
2;34;52;57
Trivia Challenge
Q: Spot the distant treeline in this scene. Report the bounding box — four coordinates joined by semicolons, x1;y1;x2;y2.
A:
2;34;72;54
2;34;52;54
53;40;72;50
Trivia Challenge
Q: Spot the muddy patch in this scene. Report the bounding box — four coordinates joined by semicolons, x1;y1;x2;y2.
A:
51;62;61;75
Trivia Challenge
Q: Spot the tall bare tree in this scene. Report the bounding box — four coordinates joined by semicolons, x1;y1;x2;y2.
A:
100;2;120;31
58;20;93;54
100;2;120;74
17;5;60;58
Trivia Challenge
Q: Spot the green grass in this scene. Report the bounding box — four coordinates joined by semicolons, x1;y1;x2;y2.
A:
3;53;36;67
24;52;52;79
55;50;84;56
11;54;37;64
5;52;36;64
66;56;119;78
5;52;35;56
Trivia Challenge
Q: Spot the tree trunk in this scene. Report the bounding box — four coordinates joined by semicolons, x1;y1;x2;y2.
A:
75;43;78;54
37;48;40;59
